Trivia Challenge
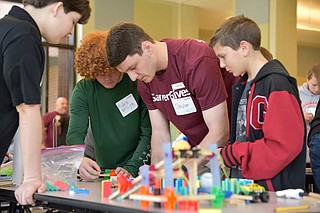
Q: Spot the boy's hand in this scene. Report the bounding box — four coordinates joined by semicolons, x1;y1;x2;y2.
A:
79;157;101;181
217;148;223;166
304;112;314;123
14;177;46;205
115;167;133;179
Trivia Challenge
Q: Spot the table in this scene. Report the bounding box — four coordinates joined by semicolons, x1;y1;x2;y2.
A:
1;181;320;213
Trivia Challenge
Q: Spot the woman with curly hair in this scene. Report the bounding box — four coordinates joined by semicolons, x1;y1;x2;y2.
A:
66;31;151;180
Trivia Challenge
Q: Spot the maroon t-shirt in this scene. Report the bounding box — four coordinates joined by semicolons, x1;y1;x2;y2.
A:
138;39;228;146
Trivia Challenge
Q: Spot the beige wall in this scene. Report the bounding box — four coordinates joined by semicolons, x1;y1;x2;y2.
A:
78;0;320;140
134;0;198;39
297;46;320;85
270;0;298;77
82;0;319;84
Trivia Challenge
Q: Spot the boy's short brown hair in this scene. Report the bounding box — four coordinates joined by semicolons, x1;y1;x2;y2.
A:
307;64;320;84
23;0;91;24
209;15;261;51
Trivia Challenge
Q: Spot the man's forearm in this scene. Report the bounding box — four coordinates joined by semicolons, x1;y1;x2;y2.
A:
199;128;229;149
151;139;163;165
150;133;171;165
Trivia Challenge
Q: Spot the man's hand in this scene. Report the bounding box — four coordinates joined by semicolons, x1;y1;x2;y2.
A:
14;178;46;205
115;167;133;179
79;157;101;181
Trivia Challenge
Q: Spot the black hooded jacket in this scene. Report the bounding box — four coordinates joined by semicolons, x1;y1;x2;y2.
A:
220;59;306;191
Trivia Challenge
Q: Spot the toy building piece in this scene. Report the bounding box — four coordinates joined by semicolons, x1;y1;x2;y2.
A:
140;165;150;208
188;158;198;196
101;180;112;198
141;165;150;187
163;142;176;210
45;182;60;191
118;152;185;200
118;174;132;194
52;180;69;191
208;144;220;188
173;138;191;151
102;169;110;180
153;179;162;208
164;187;176;211
108;160;164;200
211;186;224;208
129;194;168;203
70;188;89;194
139;185;150;208
163;142;174;189
240;183;269;203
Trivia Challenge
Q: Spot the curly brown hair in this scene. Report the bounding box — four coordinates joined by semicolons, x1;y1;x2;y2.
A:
74;31;116;79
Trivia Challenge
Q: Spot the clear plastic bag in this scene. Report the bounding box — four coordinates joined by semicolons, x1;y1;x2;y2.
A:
41;145;85;182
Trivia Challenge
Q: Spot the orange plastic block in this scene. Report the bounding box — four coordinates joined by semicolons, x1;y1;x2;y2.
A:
164;188;176;210
110;169;116;176
140;185;150;208
102;180;112;198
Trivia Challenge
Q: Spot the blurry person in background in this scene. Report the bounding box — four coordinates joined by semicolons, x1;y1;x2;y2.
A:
42;97;70;148
299;64;320;131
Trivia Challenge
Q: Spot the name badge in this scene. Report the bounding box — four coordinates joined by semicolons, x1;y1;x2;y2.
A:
171;82;185;91
171;96;197;116
116;94;138;117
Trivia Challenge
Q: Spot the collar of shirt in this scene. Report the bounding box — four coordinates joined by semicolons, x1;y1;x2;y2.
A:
8;6;41;37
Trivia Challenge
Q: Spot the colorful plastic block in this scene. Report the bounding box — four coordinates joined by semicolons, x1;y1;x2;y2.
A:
102;180;112;198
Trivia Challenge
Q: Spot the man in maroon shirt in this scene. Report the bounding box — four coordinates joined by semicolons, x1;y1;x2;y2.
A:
106;23;236;168
42;97;69;147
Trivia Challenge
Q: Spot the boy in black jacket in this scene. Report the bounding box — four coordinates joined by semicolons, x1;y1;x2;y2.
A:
210;15;306;191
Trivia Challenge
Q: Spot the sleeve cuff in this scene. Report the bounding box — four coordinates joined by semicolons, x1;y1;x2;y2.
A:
220;145;240;168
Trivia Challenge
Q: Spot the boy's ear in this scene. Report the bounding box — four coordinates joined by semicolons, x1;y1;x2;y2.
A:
52;2;64;17
239;40;250;56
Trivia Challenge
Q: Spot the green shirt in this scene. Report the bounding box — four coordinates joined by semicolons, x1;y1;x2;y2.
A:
66;74;151;177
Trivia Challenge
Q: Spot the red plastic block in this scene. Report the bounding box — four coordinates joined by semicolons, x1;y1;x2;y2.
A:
102;180;112;198
187;200;199;211
118;174;132;194
178;200;188;210
53;180;69;191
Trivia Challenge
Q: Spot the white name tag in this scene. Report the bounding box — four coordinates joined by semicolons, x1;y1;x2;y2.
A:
171;96;197;116
171;82;185;91
116;94;138;117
